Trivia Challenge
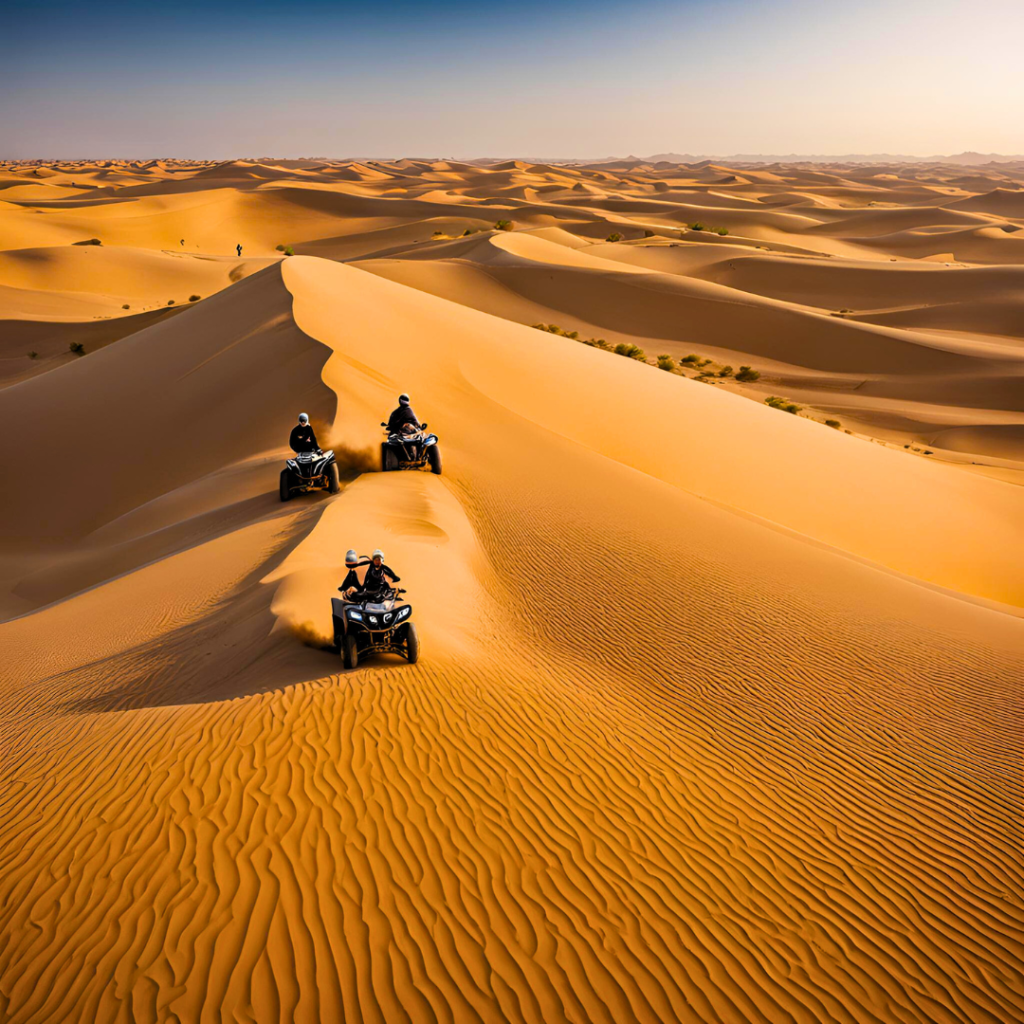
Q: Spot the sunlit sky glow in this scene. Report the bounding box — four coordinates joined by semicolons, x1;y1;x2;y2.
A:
2;0;1022;159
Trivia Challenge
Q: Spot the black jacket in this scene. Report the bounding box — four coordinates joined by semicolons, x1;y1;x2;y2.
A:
290;423;319;453
363;562;400;593
387;404;420;434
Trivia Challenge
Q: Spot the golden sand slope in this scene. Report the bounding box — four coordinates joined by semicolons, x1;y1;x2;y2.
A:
2;160;1024;1023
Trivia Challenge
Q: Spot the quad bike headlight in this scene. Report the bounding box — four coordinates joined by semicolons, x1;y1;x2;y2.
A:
347;610;363;621
396;606;410;620
368;615;378;625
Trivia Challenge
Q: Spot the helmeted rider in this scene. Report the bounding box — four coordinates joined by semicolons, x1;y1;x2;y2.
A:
387;393;421;436
365;549;401;597
339;549;369;598
290;412;319;453
340;549;400;599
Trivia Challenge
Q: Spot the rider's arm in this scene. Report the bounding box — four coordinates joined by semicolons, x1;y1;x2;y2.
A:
382;564;401;583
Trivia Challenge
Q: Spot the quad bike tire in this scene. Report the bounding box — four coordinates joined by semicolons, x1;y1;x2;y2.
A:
383;447;399;472
343;635;359;669
427;446;442;475
326;463;340;494
405;623;420;664
279;469;291;502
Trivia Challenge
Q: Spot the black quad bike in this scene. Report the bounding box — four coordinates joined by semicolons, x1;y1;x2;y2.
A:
331;587;419;668
280;448;340;501
380;423;441;475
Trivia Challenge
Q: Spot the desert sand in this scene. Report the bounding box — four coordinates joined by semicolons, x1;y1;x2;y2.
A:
1;157;1022;1023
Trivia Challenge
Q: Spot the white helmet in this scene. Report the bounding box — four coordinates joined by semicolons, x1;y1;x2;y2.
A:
372;548;385;560
298;412;309;424
345;549;359;566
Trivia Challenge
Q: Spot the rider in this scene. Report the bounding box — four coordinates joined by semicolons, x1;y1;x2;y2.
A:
290;412;319;453
340;549;400;598
386;393;421;436
339;549;369;598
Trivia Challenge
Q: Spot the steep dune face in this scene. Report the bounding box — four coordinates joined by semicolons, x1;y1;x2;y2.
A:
2;161;1024;1024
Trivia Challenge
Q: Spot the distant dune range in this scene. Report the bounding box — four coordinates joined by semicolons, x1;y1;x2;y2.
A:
1;158;1022;1024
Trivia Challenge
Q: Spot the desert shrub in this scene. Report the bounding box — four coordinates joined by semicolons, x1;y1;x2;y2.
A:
718;365;733;377
28;351;38;359
122;303;130;309
735;365;760;382
167;299;175;306
69;341;85;356
656;354;676;371
494;219;513;231
766;396;800;414
825;419;841;428
283;245;294;256
432;230;445;237
689;222;707;232
614;342;646;361
583;337;612;350
462;228;478;236
73;238;102;246
276;244;285;251
698;358;712;367
716;227;729;236
606;232;623;242
680;353;700;365
643;230;655;238
188;294;200;302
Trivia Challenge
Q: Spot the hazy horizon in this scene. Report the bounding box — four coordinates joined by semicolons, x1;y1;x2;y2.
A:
3;0;1023;159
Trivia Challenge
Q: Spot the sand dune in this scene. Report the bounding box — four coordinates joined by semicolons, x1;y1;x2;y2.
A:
2;158;1023;1024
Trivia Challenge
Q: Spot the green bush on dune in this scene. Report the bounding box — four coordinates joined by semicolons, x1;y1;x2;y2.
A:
766;396;801;414
606;232;623;242
656;354;677;371
735;365;760;382
825;419;842;428
718;365;733;377
69;341;85;356
72;238;102;246
122;303;130;309
284;246;294;256
614;342;646;361
27;351;38;359
680;353;700;365
189;294;201;302
494;219;513;231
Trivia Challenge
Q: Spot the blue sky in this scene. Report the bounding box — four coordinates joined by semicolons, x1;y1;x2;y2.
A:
2;0;1022;159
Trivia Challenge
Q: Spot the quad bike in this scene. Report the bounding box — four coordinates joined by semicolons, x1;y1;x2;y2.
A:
380;422;441;475
280;448;340;501
331;586;419;668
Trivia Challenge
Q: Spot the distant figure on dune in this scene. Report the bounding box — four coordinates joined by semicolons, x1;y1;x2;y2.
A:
236;243;242;257
289;412;318;453
387;393;421;435
180;239;184;247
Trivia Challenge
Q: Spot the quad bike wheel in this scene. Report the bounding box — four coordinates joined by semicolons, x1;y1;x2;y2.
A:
279;469;291;502
343;635;359;669
427;446;442;475
384;447;399;472
405;623;420;664
326;463;340;494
